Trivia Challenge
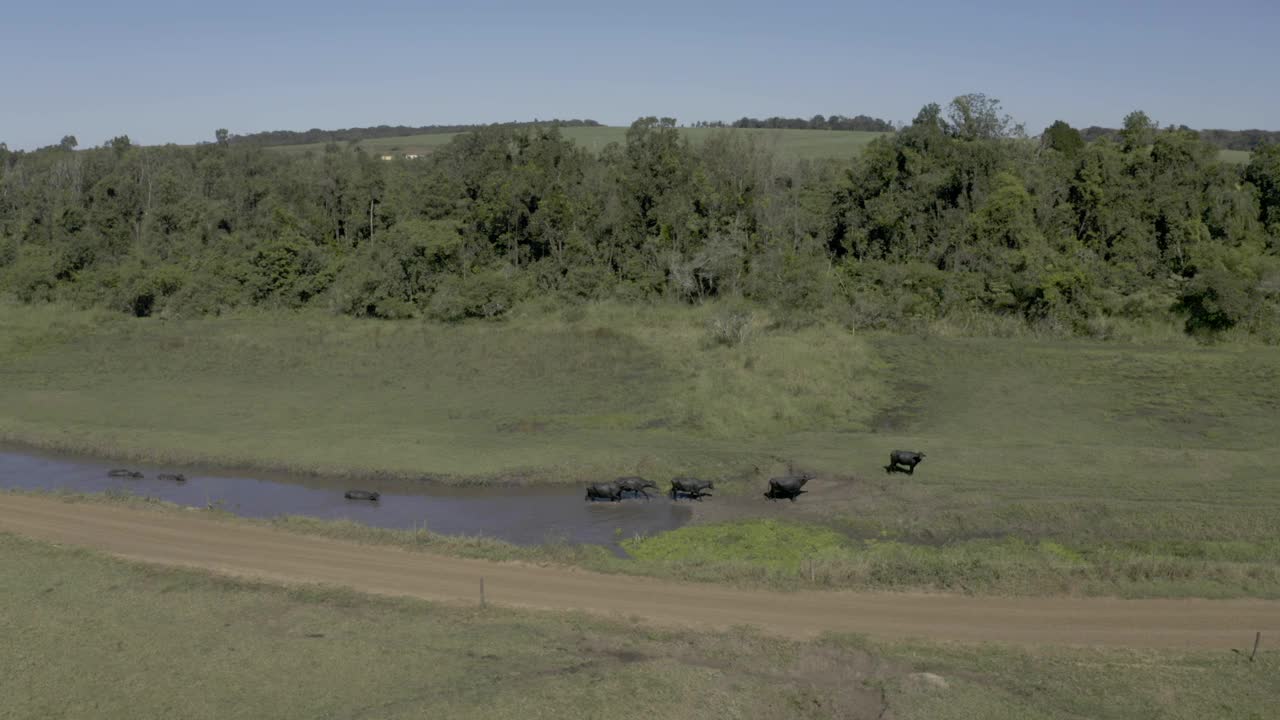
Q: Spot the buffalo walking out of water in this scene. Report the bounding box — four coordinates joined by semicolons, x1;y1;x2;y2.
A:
157;473;186;483
585;482;624;502
669;477;714;501
615;476;658;500
344;490;381;501
764;473;812;502
107;469;143;478
885;450;926;475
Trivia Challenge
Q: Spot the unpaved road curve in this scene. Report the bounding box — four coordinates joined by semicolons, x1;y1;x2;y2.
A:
3;495;1277;649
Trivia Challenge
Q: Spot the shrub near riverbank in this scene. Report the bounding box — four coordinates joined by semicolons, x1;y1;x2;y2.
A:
622;519;1280;598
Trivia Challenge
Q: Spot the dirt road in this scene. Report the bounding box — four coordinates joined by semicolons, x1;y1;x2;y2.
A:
2;494;1276;649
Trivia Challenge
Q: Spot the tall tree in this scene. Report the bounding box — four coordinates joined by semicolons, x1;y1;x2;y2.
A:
1041;121;1083;155
947;94;1023;140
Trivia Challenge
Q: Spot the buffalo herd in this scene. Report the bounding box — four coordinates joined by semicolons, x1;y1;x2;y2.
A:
586;450;926;504
102;448;929;510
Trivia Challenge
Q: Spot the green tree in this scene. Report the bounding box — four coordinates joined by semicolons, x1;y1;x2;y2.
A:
1041;121;1084;155
1177;244;1272;335
947;94;1023;140
1245;143;1280;245
1120;111;1155;152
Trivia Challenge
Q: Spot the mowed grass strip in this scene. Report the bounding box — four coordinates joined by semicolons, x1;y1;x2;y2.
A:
3;532;1277;720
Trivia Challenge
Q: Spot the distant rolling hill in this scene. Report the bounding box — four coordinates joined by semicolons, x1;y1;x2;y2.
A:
267;126;892;162
266;126;1251;164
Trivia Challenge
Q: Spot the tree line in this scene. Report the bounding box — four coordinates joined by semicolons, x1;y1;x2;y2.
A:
1080;125;1280;152
2;95;1278;339
228;119;603;147
691;115;894;132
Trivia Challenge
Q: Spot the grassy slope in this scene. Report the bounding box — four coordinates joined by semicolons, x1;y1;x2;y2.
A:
0;302;888;481
268;126;889;161
2;301;1279;596
625;333;1280;596
2;533;1275;720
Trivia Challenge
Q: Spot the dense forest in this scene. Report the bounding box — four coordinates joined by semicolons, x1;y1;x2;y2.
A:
2;95;1278;340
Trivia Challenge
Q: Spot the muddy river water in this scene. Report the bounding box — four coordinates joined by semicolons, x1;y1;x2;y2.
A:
0;448;691;551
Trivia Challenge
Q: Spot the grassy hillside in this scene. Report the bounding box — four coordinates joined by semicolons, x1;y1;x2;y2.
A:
269;126;890;161
4;533;1276;720
0;301;891;481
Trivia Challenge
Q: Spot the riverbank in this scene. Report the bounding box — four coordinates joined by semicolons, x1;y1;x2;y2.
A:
3;301;1279;598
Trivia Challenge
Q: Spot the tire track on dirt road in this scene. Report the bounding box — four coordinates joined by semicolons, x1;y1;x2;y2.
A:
2;494;1276;649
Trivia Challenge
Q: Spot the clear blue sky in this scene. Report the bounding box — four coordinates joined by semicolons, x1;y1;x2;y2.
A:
2;0;1276;150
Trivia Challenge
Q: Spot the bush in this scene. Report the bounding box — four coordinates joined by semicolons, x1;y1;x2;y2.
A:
329;219;462;319
0;235;16;268
250;232;336;307
426;267;522;322
747;245;833;327
1176;245;1275;336
1;246;60;303
706;306;755;346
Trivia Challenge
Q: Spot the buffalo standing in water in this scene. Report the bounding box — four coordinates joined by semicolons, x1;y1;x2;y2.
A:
344;490;381;501
615;476;658;500
764;473;813;502
585;482;624;502
107;469;143;478
157;473;187;483
885;450;926;475
669;477;714;501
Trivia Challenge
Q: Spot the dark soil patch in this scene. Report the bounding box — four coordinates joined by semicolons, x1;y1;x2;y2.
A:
871;381;929;434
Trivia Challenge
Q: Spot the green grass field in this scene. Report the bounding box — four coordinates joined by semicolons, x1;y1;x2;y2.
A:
2;300;1278;597
269;126;890;161
1218;149;1253;164
3;532;1276;720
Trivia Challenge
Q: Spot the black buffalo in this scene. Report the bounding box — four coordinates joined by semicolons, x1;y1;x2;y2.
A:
669;477;714;501
585;482;624;502
107;469;143;478
344;490;381;501
615;476;658;500
157;473;187;483
885;450;926;475
764;473;812;502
